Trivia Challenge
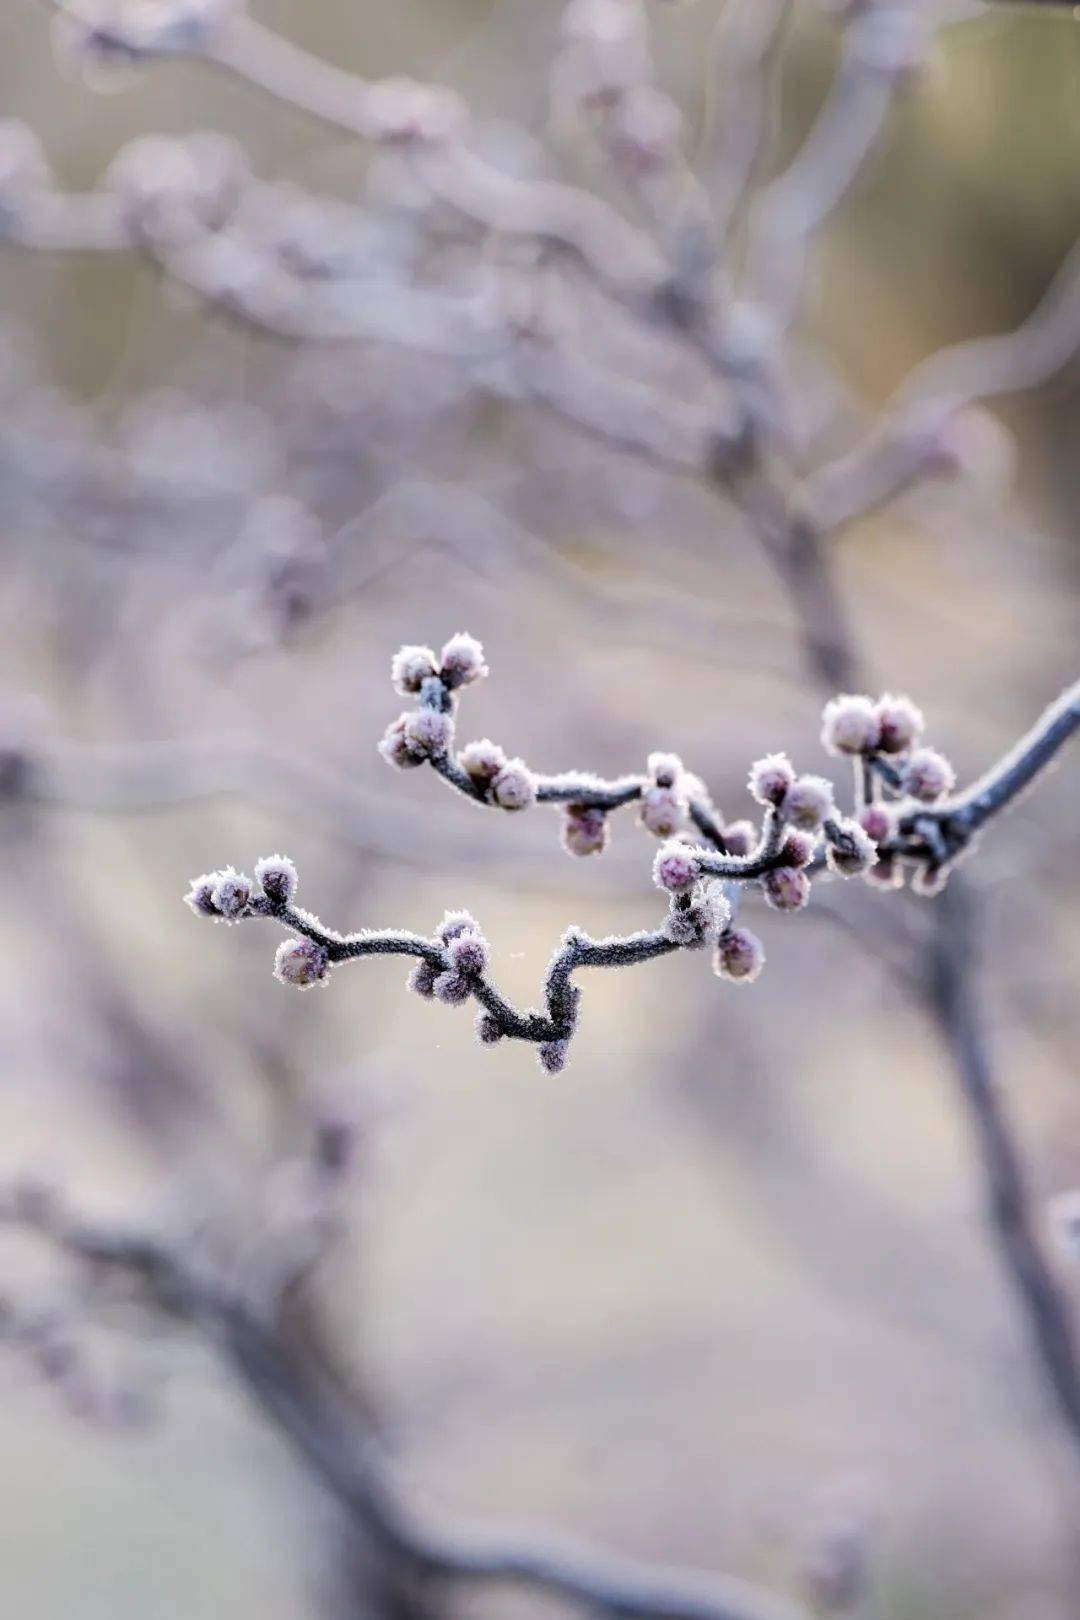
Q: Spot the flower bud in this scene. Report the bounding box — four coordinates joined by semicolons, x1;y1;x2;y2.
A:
721;820;756;858
820;695;881;757
491;759;536;811
438;632;487;690
664;881;732;948
748;752;795;808
647;752;682;790
784;775;834;831
433;970;471;1005
402;706;454;759
857;804;894;845
824;819;877;878
408;959;437;998
274;937;330;989
561;802;609;857
378;714;427;770
211;866;252;922
762;866;811;912
254;854;298;908
459;738;506;782
778;830;816;869
901;747;955;803
475;1011;505;1045
538;1039;570;1075
447;930;489;977
184;873;220;918
639;783;687;838
713;927;765;984
653;841;701;894
391;644;438;695
873;693;923;755
438;910;479;943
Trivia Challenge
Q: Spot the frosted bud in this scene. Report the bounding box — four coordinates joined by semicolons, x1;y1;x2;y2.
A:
274;937;330;989
721;820;756;858
639;783;687;838
438;910;480;943
447;930;489;977
647;752;682;790
858;804;894;845
538;1039;570;1075
664;881;732;948
784;775;834;832
820;695;881;757
562;802;609;857
901;747;955;803
873;694;923;755
378;714;426;770
184;873;220;919
748;752;795;808
438;632;487;690
433;969;471;1006
824;819;877;878
778;830;816;869
459;738;506;782
391;644;438;695
491;759;536;811
762;866;811;912
402;706;454;759
408;959;437;998
210;866;252;921
475;1011;505;1045
254;854;297;908
713;927;765;984
653;841;701;894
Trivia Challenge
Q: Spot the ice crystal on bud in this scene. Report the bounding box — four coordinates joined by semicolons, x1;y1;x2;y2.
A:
748;753;795;808
447;930;489;977
639;783;687;838
379;714;426;770
538;1039;570;1075
647;752;682;789
254;854;297;908
491;759;536;811
391;644;438;695
402;707;454;759
211;867;252;922
820;695;881;757
778;830;816;869
438;911;480;943
825;819;877;878
664;881;732;947
873;693;923;755
433;969;471;1005
274;937;330;989
714;927;766;984
653;842;700;893
901;747;955;803
459;738;506;782
475;1011;505;1044
785;775;834;831
438;632;487;690
722;820;756;858
408;959;437;998
562;802;609;857
184;873;220;919
762;866;811;912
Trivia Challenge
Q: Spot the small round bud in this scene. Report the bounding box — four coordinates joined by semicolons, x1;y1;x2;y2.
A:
784;775;834;832
184;873;220;919
901;747;955;804
713;927;766;984
825;819;877;878
211;866;252;922
459;738;506;782
274;937;330;989
561;802;609;857
639;783;687;839
721;820;756;858
653;841;701;894
408;959;438;998
438;910;479;943
664;881;732;948
475;1011;505;1045
778;830;816;869
391;644;438;695
820;695;881;757
402;706;454;759
873;694;923;755
378;714;426;770
647;752;682;790
748;752;795;808
538;1039;570;1075
857;804;894;845
447;930;489;977
491;759;536;811
254;854;298;908
438;632;487;690
433;970;471;1006
761;866;811;912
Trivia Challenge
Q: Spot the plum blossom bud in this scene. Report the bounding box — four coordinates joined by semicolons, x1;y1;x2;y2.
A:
713;927;765;984
722;820;756;858
433;970;471;1005
408;959;437;998
820;695;881;757
858;804;894;845
825;819;877;878
762;866;811;912
901;747;955;803
475;1011;505;1045
562;802;609;857
0;121;51;227
748;752;795;808
391;644;438;695
873;694;923;755
491;759;536;811
438;632;487;690
653;841;701;894
447;930;489;977
639;783;687;838
254;854;298;908
210;866;252;922
184;873;220;919
664;881;732;948
459;738;506;782
438;910;479;943
274;937;330;989
647;752;682;790
784;775;834;832
379;714;426;770
538;1039;570;1075
403;706;454;759
778;830;816;869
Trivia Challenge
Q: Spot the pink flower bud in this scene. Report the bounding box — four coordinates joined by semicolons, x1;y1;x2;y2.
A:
857;804;894;844
184;873;220;919
438;910;480;943
402;706;454;759
391;644;438;695
778;830;816;869
408;959;438;998
784;775;834;831
647;752;682;789
762;866;811;912
211;866;252;922
713;927;766;984
722;820;757;858
475;1011;505;1045
873;693;923;755
378;714;426;770
447;930;489;977
459;738;507;782
491;759;536;811
561;803;609;857
639;783;687;838
254;854;298;908
274;937;330;989
901;747;955;803
820;695;881;757
438;632;487;689
825;819;877;877
433;970;471;1006
748;753;795;808
653;842;701;894
538;1039;570;1075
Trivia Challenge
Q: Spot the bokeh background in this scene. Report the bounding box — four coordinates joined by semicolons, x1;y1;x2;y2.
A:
1;2;1079;1617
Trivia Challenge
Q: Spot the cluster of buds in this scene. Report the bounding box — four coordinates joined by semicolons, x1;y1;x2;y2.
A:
185;855;331;987
407;910;490;1009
